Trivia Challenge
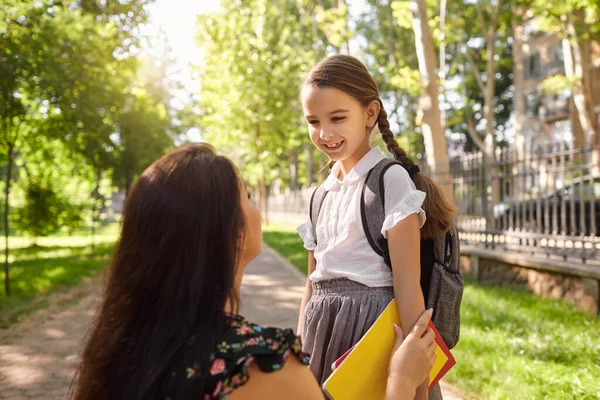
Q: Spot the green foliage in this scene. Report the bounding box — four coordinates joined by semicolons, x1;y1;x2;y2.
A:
0;224;118;328
441;0;515;150
314;2;354;51
195;0;321;191
13;180;65;239
541;75;577;95
0;0;179;295
533;0;600;39
113;58;176;192
356;0;424;156
10;137;91;238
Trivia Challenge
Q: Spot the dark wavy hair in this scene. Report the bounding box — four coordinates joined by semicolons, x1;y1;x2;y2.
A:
71;143;245;399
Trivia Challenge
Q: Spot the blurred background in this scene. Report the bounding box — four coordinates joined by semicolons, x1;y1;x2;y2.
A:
1;0;599;399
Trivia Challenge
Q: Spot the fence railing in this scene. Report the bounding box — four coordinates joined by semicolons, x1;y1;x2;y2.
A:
268;144;600;265
434;143;600;264
267;187;313;225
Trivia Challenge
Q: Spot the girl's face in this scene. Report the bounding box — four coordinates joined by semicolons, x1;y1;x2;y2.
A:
301;86;379;168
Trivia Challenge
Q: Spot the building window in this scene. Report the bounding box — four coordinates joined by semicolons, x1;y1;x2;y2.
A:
552;42;564;63
550;119;573;144
525;90;541;116
525;53;541;79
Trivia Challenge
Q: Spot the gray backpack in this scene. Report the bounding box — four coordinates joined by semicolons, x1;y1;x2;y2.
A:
309;158;463;348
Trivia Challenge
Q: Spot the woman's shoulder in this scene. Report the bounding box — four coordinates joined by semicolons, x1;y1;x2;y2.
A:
161;315;310;400
226;353;323;400
216;315;309;371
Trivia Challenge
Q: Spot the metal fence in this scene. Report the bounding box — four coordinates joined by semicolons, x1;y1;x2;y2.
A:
267;144;600;265
266;187;313;226
437;143;600;264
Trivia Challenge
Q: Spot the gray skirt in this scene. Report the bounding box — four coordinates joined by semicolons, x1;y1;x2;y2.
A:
301;278;442;399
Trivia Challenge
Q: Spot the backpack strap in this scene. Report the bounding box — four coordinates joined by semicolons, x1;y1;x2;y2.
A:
360;158;399;268
309;184;329;242
431;232;451;266
445;230;453;264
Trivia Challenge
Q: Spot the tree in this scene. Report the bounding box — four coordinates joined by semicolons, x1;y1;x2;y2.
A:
389;0;450;179
1;0;47;295
12;136;91;242
113;55;176;195
313;0;354;55
357;0;423;158
443;2;514;154
13;180;63;243
533;0;600;170
409;0;449;176
196;0;320;217
0;0;151;295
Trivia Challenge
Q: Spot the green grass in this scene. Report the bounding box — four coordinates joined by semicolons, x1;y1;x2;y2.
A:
263;223;309;275
448;280;600;400
262;223;600;400
0;225;118;328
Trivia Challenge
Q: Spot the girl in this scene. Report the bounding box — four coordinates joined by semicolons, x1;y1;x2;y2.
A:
297;55;456;399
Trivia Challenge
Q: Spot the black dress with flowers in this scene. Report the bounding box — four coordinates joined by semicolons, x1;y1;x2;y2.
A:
160;315;310;400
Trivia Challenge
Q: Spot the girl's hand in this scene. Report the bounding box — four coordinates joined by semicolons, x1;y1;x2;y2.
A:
386;309;436;399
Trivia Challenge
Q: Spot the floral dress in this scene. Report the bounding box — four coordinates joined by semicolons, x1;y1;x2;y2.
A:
160;315;310;399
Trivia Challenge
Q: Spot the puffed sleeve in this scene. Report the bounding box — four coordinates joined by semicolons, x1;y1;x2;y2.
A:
381;165;427;238
296;219;317;251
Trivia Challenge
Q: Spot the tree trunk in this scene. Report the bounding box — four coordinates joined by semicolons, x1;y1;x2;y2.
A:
478;2;501;213
570;96;586;149
563;30;600;174
410;0;450;180
439;0;447;127
312;3;326;59
512;20;526;155
290;150;299;191
564;18;599;173
306;144;314;187
407;95;416;134
3;144;13;297
91;207;96;255
255;120;269;223
90;170;101;256
260;178;268;224
483;30;497;158
125;172;133;198
338;0;350;55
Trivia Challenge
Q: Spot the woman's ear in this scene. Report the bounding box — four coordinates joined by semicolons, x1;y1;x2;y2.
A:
366;100;380;127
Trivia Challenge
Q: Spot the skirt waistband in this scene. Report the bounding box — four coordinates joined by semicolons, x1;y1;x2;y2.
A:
311;278;393;296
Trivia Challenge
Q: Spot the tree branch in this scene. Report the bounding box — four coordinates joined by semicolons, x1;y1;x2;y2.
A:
466;113;486;152
488;0;501;42
491;0;501;29
464;44;486;93
475;1;487;36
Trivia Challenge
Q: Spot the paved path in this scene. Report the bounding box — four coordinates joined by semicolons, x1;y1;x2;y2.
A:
0;246;465;399
0;277;100;399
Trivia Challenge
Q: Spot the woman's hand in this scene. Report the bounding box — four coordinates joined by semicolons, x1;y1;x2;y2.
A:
385;309;437;400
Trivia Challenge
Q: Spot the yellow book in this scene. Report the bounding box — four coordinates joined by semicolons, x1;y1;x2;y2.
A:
322;300;456;400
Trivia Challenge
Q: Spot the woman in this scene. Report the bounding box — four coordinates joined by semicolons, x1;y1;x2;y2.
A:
71;143;436;400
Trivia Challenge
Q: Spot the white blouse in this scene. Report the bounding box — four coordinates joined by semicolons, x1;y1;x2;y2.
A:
297;147;426;287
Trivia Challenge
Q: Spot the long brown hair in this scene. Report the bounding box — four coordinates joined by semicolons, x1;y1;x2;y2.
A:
303;55;456;239
71;143;245;399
